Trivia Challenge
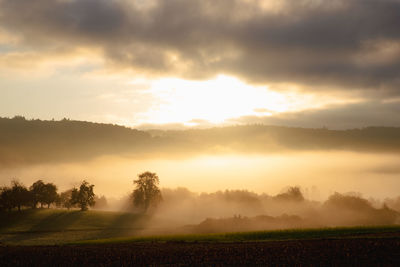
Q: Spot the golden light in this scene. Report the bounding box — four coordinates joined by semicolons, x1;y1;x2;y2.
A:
135;75;317;125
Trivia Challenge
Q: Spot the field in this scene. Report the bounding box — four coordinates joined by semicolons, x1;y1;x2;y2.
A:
0;209;151;245
1;237;400;266
1;210;400;266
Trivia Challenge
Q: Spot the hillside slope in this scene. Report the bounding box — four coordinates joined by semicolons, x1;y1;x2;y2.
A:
0;209;149;245
1;117;400;165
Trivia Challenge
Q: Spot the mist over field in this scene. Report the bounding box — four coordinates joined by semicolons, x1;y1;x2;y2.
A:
1;117;400;198
1;152;400;201
1;117;400;233
1;1;400;264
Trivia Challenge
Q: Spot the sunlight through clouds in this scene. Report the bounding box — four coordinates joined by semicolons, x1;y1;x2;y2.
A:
130;75;347;126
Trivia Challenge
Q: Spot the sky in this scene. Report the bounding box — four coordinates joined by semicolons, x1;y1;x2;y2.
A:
1;0;400;129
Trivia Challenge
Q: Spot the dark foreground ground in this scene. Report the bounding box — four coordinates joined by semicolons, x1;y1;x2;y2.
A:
1;237;400;266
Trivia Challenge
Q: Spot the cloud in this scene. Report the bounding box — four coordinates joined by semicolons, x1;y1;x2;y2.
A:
1;0;400;95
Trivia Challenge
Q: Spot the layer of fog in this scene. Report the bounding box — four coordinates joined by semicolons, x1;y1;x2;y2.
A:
1;151;400;233
1;151;399;200
147;187;400;234
94;184;400;237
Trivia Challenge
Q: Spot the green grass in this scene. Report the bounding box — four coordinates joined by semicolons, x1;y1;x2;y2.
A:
0;209;149;245
1;210;400;246
0;209;148;232
75;225;400;245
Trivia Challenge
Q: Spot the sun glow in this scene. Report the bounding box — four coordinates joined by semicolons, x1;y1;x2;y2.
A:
134;75;314;125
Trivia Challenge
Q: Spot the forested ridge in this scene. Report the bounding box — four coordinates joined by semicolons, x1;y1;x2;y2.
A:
1;116;400;165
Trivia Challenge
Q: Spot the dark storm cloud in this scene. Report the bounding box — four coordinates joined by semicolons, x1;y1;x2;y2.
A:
228;100;400;129
1;0;400;94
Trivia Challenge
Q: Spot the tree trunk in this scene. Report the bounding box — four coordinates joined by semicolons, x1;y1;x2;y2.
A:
18;205;21;211
48;203;50;209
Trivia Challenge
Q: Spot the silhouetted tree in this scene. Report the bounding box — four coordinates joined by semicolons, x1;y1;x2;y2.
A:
42;183;58;208
0;186;13;211
275;186;304;202
12;115;26;121
10;180;30;211
71;181;96;211
56;189;74;210
30;180;58;208
29;180;45;208
132;172;162;212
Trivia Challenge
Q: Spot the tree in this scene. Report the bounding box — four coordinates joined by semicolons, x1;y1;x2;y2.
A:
71;180;96;211
10;180;30;211
29;180;45;208
30;180;58;208
42;183;58;208
275;186;304;202
0;186;13;212
132;172;162;212
56;189;74;210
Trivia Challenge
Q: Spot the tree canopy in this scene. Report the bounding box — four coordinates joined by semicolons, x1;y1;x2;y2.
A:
41;183;58;208
30;180;45;208
132;171;162;212
29;180;58;208
57;189;74;210
0;186;14;211
71;180;96;211
8;180;30;211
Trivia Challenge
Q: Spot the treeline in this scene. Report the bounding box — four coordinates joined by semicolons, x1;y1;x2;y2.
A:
0;116;150;165
158;187;400;229
1;116;400;165
0;179;106;212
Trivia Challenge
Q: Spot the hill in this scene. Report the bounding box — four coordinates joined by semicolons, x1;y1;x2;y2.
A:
0;209;149;245
1;116;400;165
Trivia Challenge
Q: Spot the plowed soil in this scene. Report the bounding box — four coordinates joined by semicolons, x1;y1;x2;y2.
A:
1;236;400;266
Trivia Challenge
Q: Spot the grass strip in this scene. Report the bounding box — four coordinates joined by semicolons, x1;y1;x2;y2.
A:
73;225;400;245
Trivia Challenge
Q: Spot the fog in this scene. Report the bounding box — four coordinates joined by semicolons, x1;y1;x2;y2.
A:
149;187;400;234
1;151;399;200
2;119;400;233
1;150;400;233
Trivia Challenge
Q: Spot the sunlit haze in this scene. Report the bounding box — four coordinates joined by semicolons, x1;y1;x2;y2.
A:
131;75;351;126
1;0;400;226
